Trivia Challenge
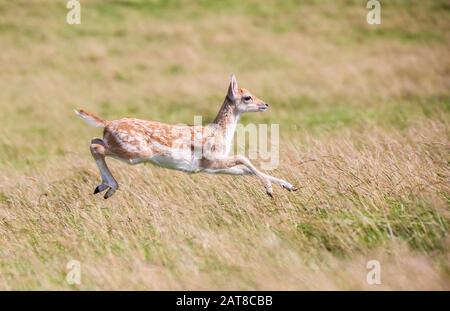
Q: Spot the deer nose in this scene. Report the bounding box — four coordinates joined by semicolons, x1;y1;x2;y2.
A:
265;103;269;107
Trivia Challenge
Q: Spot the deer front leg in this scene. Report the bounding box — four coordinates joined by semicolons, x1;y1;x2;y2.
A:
205;164;298;193
90;138;119;199
202;155;275;197
260;171;298;192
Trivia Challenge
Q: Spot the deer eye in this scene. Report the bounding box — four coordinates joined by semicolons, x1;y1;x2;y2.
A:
243;96;251;101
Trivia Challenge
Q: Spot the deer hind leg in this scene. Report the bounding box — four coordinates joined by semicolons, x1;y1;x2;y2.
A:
90;138;119;199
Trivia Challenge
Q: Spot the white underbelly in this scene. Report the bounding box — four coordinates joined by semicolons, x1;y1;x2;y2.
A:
147;154;200;172
121;141;202;172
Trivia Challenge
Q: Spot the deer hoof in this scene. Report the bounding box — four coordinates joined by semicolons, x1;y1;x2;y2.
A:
283;184;298;192
103;187;117;199
94;184;108;195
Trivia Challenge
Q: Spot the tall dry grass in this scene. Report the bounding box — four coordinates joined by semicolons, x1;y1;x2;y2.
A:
1;118;448;290
0;0;449;289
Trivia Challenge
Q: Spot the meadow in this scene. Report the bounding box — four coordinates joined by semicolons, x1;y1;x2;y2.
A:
0;0;449;289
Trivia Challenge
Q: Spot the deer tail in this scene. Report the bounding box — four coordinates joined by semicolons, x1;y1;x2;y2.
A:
74;109;108;128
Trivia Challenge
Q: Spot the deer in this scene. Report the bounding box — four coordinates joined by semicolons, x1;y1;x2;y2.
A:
75;75;297;199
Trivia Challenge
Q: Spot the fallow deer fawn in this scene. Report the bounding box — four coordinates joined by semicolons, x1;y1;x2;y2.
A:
75;75;297;199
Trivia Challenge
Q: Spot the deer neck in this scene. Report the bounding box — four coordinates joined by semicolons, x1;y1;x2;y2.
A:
211;98;240;155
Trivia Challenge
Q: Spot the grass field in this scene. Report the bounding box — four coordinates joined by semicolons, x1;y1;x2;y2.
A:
0;0;449;290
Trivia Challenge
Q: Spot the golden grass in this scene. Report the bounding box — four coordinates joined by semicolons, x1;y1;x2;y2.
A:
0;0;449;289
1;118;448;290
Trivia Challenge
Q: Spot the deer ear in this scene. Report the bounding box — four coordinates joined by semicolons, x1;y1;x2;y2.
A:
227;74;238;101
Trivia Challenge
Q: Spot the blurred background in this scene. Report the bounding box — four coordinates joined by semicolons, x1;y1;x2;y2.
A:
0;1;448;290
0;0;448;170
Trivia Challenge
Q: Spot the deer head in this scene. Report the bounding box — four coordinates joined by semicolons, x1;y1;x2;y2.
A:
226;74;269;113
